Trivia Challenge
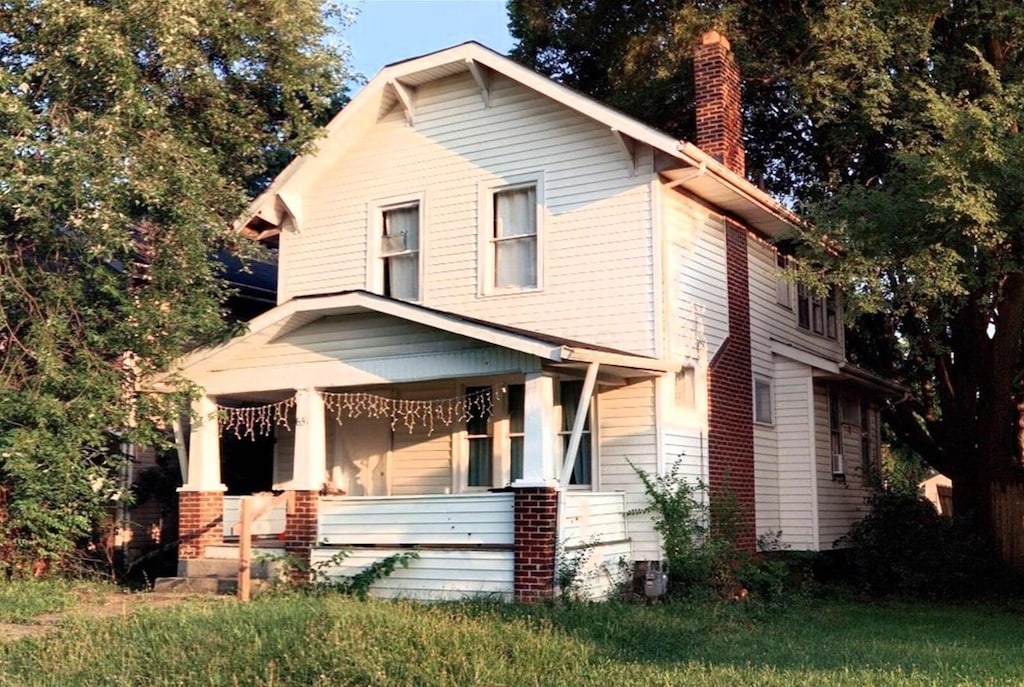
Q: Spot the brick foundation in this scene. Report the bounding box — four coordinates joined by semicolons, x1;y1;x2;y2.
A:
513;487;559;602
707;219;756;552
177;491;224;560
283;491;319;582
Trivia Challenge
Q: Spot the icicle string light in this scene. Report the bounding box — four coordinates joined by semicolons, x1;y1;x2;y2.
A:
216;387;504;439
219;397;296;439
322;387;503;435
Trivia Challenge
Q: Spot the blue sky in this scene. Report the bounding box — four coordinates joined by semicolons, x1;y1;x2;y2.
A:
345;1;516;80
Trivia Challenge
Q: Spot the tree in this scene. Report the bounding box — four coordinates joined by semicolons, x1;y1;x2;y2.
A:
509;0;1024;567
0;0;349;573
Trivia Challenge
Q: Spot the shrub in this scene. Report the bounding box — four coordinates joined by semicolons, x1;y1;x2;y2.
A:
840;482;1005;598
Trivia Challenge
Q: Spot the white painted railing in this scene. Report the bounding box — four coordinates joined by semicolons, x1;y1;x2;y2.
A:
223;495;287;538
314;493;516;600
317;493;514;546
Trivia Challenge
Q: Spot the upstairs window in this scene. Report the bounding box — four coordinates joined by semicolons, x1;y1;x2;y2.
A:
381;203;420;300
754;377;773;425
797;283;839;340
775;253;792;308
492;185;538;289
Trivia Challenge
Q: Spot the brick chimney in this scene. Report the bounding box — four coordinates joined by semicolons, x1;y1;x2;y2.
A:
693;31;745;177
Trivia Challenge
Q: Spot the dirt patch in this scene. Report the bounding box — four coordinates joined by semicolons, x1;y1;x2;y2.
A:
0;591;221;643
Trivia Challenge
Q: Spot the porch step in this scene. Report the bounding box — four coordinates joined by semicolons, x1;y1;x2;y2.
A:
153;576;272;596
175;556;285;580
204;543;286;560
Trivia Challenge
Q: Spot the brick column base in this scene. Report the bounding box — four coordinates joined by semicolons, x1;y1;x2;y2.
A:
284;491;319;583
513;487;559;602
178;491;224;561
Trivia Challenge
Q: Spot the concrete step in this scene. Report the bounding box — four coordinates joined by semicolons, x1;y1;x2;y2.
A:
153;576;272;595
176;557;285;580
205;543;286;560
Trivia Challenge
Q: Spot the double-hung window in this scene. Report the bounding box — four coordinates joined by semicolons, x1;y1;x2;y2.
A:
754;377;773;425
465;386;493;487
508;383;525;483
380;203;420;300
558;379;593;486
492;185;538;289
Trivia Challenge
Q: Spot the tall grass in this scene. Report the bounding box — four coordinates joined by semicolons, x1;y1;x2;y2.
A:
0;579;90;623
0;595;1022;686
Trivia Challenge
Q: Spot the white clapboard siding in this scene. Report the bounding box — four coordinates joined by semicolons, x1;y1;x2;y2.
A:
194;312;537;394
222;496;287;537
814;382;873;550
283;70;656;355
664;189;729;362
560;492;629;547
310;548;513;601
389;383;455;495
774;357;816;549
560;492;631;601
317;493;514;546
747;236;845;363
596;380;660;560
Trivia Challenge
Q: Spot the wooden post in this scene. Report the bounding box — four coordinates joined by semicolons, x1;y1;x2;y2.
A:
238;497;252;602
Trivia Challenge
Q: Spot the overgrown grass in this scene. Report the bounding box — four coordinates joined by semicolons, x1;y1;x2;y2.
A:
0;579;90;624
0;594;1022;686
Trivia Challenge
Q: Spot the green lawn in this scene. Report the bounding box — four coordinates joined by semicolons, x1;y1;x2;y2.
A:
0;590;1021;686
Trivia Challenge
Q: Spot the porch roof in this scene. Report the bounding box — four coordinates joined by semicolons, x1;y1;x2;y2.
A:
159;291;674;395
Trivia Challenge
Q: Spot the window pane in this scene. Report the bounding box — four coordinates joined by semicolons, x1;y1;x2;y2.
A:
466;386;491;435
494;187;536;238
495;236;537;288
385;254;418;300
754;380;772;424
565;434;592;485
797;285;810;329
508;384;524;433
510;436;524;482
560;380;592;485
467;438;493;487
384;206;418;249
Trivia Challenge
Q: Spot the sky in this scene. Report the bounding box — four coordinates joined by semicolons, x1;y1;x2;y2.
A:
344;0;516;80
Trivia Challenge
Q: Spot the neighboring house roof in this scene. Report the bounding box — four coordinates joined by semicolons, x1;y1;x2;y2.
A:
240;41;801;241
162;290;674;392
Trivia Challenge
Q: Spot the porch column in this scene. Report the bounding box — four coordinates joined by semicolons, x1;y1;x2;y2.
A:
515;372;556;487
285;388;325;580
513;372;559;601
177;395;225;566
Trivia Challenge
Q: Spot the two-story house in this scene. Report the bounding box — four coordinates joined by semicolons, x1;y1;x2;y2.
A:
164;34;896;601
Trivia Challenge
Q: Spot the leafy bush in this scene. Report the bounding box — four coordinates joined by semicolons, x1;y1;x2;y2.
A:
840;482;1005;598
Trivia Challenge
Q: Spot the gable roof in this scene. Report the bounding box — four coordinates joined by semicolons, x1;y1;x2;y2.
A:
162;290;675;392
241;41;801;240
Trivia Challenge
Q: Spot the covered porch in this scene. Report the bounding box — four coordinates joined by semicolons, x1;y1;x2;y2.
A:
169;291;670;600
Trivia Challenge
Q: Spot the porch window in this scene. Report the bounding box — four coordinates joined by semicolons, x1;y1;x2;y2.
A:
466;386;493;487
381;204;420;300
508;383;525;482
558;380;592;486
492;185;537;289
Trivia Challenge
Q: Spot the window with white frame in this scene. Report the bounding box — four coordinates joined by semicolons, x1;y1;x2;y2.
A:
829;388;844;477
797;283;839;340
462;383;525;489
465;386;493;487
490;184;538;290
380;203;420;300
557;379;593;486
775;253;792;308
508;383;525;483
754;377;773;425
